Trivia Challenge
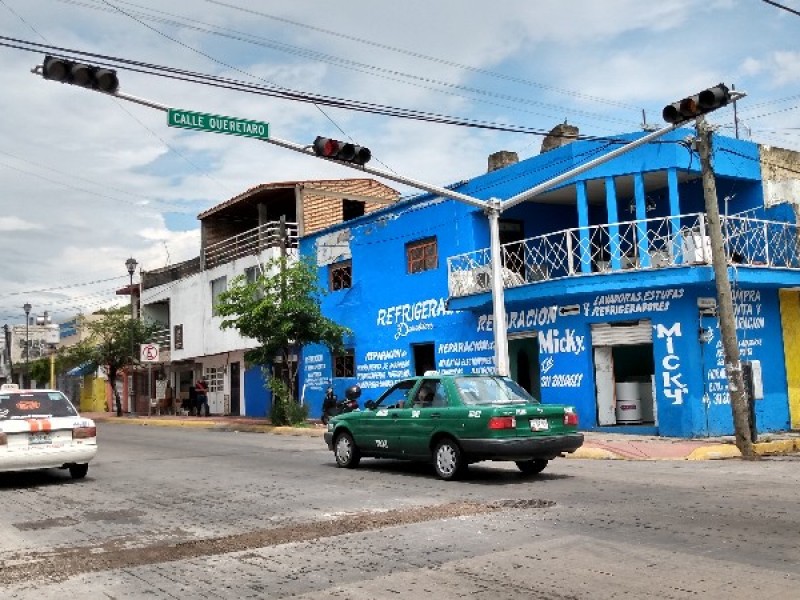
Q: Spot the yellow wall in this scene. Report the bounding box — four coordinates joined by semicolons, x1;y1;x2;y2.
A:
79;376;108;413
779;290;800;429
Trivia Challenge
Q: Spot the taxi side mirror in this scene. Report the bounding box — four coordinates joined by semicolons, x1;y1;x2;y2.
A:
365;400;377;410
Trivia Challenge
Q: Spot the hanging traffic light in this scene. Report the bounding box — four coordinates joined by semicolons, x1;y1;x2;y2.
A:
41;56;119;93
662;84;731;124
312;136;371;165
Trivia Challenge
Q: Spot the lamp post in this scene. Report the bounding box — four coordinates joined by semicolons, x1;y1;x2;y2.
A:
23;303;31;388
125;257;138;414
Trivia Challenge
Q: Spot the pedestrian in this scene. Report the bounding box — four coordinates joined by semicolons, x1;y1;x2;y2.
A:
195;378;209;417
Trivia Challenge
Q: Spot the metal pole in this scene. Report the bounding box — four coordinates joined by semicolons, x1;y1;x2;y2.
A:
695;116;754;458
487;204;509;375
23;303;30;388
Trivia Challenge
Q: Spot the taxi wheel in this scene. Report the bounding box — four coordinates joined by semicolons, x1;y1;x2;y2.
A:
334;432;361;468
515;459;548;475
69;463;89;479
433;438;465;480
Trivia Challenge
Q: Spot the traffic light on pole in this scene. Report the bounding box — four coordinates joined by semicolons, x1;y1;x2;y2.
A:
662;84;731;124
41;55;119;93
312;136;371;165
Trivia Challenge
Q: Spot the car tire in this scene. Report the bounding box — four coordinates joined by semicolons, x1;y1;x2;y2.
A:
433;438;465;480
515;459;548;475
334;432;361;469
69;463;89;479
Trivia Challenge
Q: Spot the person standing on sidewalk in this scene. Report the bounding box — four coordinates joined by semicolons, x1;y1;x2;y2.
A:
195;378;210;417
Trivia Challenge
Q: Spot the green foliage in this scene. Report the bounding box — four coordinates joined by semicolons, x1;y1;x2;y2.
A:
268;376;308;426
29;358;51;384
215;256;350;400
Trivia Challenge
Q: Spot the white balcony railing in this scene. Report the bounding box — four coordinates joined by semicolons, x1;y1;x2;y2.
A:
448;212;800;297
204;221;299;269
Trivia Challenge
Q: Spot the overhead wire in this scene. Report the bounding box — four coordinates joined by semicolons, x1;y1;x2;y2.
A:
56;0;639;130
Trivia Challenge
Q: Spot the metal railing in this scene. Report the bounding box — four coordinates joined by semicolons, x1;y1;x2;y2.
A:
203;221;299;269
149;328;171;351
448;212;800;297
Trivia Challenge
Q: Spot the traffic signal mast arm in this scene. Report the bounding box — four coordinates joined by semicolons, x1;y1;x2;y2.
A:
34;59;741;381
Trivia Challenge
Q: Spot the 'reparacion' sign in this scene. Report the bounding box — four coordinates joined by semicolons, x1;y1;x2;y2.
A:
167;108;270;140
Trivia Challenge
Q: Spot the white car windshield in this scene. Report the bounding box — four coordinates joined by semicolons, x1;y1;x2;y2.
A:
454;376;537;406
0;391;79;419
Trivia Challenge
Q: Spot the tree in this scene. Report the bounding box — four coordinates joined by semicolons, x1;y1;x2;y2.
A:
61;310;159;416
215;256;350;406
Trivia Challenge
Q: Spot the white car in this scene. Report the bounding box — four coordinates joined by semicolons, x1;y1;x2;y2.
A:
0;385;97;479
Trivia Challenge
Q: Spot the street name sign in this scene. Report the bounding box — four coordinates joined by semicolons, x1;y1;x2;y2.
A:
167;108;270;140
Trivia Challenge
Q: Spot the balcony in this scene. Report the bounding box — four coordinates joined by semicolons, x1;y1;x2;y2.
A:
203;221;299;270
448;212;800;297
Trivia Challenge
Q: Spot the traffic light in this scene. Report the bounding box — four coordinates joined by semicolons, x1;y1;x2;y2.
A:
662;84;731;124
312;136;371;165
41;56;119;93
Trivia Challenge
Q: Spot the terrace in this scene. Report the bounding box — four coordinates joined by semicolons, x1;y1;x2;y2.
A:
447;212;800;297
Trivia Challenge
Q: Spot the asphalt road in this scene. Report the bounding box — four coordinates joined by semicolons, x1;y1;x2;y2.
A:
1;423;798;599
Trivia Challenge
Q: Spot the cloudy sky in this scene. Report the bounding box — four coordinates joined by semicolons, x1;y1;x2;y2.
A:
1;0;799;325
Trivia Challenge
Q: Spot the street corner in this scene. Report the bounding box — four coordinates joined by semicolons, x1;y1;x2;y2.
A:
566;446;624;460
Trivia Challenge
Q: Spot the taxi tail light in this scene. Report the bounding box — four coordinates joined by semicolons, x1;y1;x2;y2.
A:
564;410;578;427
0;432;6;446
73;426;97;439
488;416;516;430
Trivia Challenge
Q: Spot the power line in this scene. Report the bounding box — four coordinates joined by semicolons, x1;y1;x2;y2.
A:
61;0;637;130
201;0;643;112
761;0;800;18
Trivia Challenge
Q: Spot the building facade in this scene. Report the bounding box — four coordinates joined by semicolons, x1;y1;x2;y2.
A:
298;128;800;437
139;179;399;416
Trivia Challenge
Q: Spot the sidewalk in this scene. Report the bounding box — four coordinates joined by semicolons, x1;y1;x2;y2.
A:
84;412;800;461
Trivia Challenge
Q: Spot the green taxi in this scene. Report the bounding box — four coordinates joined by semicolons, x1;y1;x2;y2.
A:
323;374;583;480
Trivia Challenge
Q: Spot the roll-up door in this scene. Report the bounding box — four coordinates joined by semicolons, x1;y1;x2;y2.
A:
591;321;652;346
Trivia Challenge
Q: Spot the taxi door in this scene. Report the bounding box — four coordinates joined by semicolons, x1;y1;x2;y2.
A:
359;380;414;457
399;378;449;459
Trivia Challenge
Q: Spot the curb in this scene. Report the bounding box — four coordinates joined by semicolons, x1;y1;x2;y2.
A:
567;447;622;460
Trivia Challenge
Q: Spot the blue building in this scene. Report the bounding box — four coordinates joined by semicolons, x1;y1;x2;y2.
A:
298;127;800;438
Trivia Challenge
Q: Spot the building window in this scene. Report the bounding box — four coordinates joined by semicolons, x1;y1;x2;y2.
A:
244;266;259;284
334;349;355;377
204;366;224;392
343;199;365;221
210;276;227;316
329;260;352;291
406;237;438;274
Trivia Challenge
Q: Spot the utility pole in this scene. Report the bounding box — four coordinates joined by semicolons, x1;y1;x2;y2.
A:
695;116;755;458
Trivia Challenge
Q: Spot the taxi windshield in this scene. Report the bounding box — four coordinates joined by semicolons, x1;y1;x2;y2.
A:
454;376;538;406
0;392;79;419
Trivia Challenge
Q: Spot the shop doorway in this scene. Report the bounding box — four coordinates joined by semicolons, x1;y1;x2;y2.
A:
508;334;540;399
413;343;435;375
592;321;656;427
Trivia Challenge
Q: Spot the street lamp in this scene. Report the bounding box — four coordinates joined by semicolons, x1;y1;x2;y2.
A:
125;257;137;414
23;302;31;388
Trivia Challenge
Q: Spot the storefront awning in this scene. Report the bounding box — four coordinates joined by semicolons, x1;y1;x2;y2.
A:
67;362;95;377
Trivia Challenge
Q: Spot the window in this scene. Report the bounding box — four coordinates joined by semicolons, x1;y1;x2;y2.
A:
204;366;225;393
334;349;355;377
244;266;259;284
406;237;438;274
342;199;365;221
329;260;352;291
210;276;227;316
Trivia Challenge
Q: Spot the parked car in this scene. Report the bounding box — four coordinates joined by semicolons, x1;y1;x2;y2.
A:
323;374;583;480
0;385;97;479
